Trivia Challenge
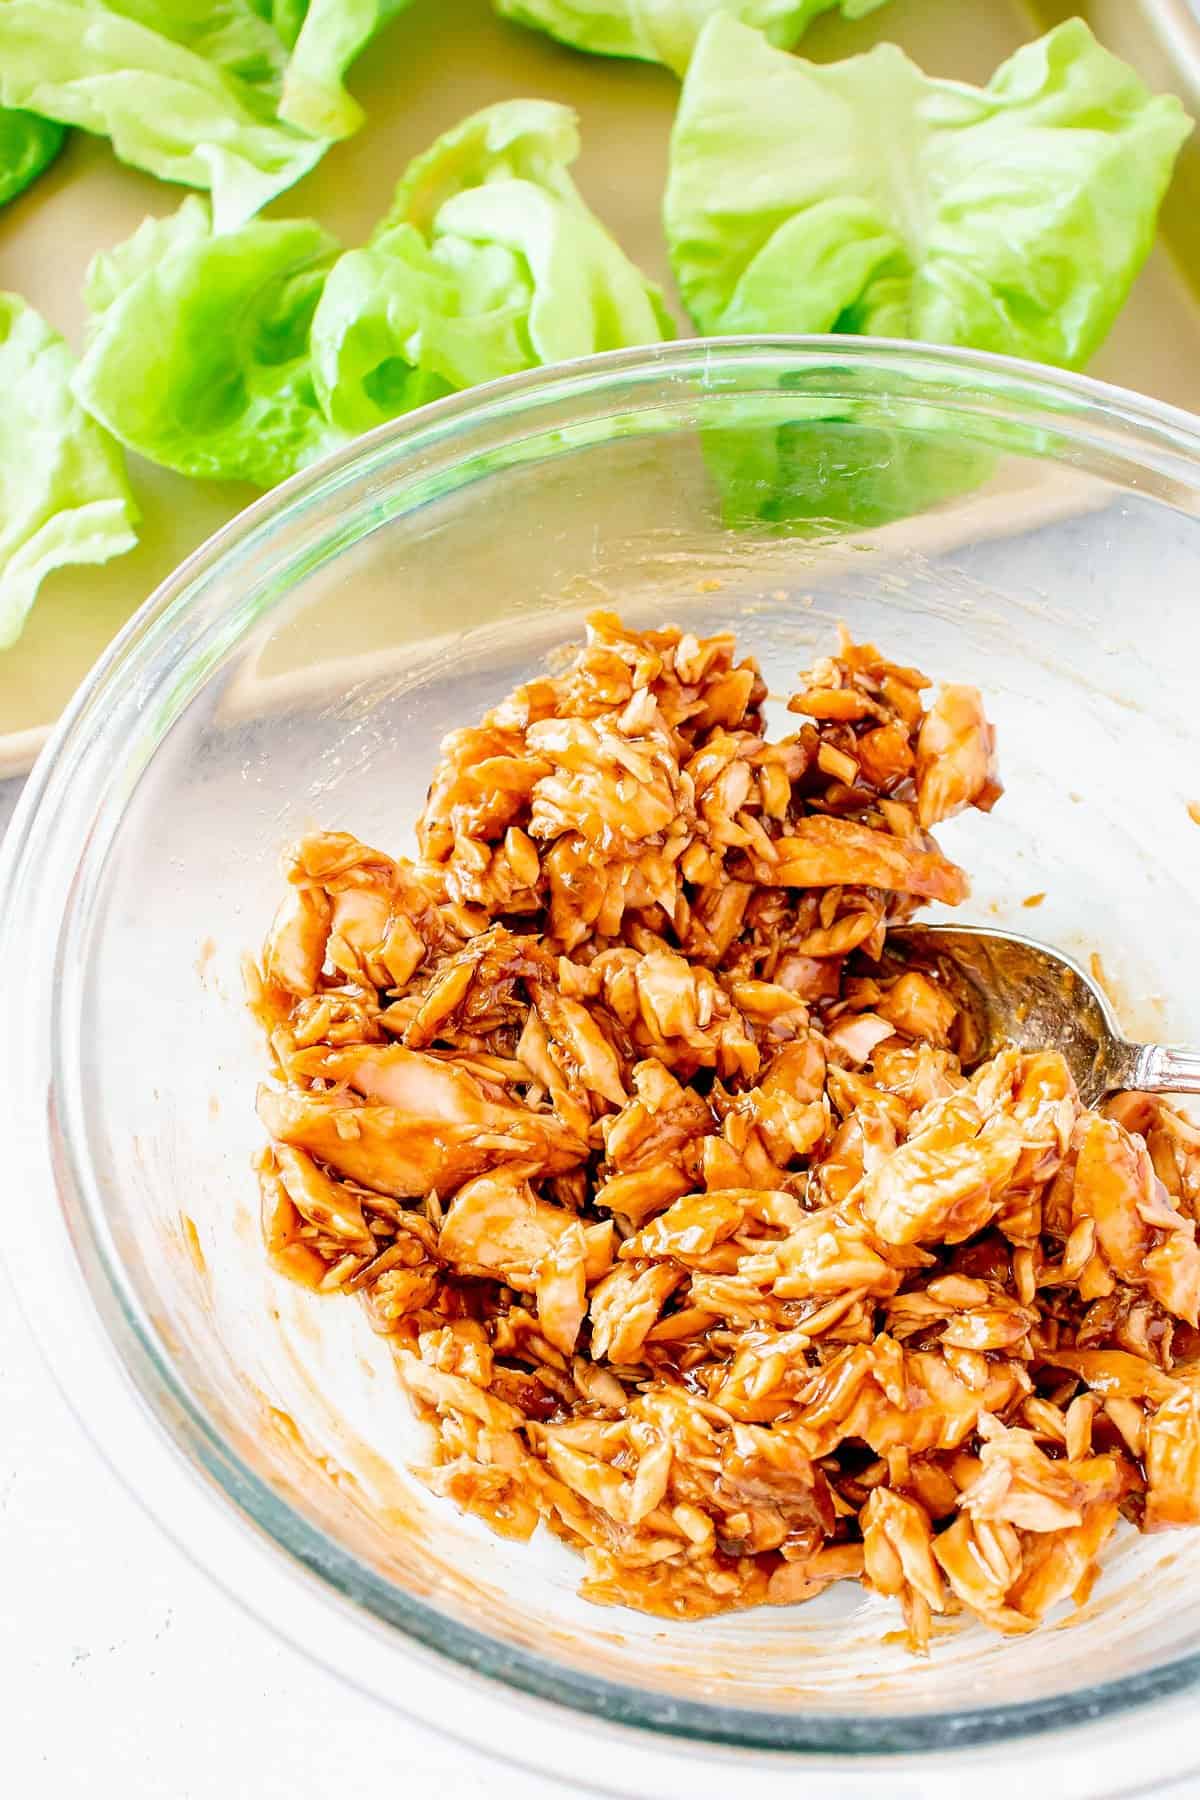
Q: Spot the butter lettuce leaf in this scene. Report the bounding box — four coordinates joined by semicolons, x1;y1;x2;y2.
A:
75;197;345;485
702;397;996;533
493;0;888;75
665;15;1192;368
0;292;138;649
71;102;671;486
279;0;413;138
311;100;673;433
0;1;345;227
0;106;64;207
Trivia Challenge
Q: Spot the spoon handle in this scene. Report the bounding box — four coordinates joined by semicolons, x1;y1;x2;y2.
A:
1131;1044;1200;1096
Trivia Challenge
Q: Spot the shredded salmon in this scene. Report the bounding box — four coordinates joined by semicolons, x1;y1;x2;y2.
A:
248;612;1200;1649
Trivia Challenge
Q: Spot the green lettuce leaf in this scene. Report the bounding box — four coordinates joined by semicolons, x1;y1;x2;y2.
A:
701;394;996;533
102;0;404;130
0;1;333;227
311;100;674;433
0;291;138;649
72;104;670;484
665;15;1192;367
0;106;64;207
74;197;345;485
494;0;887;75
279;0;413;139
375;97;582;231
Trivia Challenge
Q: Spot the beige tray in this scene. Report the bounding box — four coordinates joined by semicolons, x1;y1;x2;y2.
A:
1;0;1197;773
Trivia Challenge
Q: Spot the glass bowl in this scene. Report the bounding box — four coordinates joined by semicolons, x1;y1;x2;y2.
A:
6;339;1200;1799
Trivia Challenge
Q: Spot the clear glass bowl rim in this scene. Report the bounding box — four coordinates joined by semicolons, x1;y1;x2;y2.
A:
7;336;1200;1778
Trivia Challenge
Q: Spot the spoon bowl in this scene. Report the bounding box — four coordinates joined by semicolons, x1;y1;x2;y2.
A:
887;924;1200;1108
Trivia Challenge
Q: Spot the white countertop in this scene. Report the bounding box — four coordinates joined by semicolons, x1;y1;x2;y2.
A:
1;1274;588;1799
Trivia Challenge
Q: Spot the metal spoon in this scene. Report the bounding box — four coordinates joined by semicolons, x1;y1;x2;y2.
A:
885;924;1200;1109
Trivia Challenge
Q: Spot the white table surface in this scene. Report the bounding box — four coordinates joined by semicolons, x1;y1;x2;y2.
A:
0;1269;588;1800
